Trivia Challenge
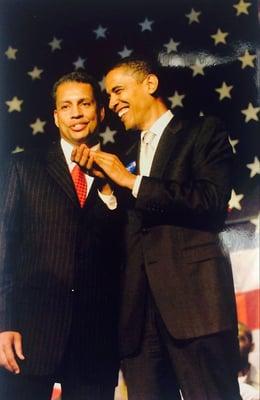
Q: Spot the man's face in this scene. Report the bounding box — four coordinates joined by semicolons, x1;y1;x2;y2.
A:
54;81;104;145
105;66;152;131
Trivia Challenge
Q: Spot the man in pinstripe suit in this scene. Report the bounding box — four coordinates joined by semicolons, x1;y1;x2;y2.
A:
0;72;122;399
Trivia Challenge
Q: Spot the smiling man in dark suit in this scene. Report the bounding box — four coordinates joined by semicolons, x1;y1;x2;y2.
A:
73;57;241;400
0;72;122;399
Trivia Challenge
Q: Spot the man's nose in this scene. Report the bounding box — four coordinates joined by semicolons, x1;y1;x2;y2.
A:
108;94;117;111
71;105;83;117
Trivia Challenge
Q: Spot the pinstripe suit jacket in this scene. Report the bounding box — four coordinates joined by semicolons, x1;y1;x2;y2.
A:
0;142;122;376
119;116;238;357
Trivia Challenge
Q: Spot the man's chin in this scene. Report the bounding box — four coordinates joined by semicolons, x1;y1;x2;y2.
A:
122;120;135;131
69;136;89;147
73;131;93;142
123;123;138;132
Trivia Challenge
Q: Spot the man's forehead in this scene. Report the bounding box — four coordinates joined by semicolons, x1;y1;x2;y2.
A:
106;66;145;85
57;81;93;90
56;82;95;98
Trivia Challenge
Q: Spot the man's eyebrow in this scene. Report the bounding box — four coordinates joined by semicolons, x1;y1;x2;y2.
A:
79;97;92;102
59;97;92;103
106;85;122;96
111;85;123;92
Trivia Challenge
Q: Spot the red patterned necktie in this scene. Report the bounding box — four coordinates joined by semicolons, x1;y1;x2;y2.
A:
71;164;87;207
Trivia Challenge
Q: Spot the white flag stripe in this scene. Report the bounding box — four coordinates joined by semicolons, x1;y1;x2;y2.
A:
231;248;260;292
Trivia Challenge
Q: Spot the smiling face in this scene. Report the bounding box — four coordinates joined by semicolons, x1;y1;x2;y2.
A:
54;81;104;145
105;66;158;131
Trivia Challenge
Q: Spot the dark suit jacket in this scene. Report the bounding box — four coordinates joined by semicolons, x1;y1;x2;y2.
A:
119;116;238;357
0;142;122;377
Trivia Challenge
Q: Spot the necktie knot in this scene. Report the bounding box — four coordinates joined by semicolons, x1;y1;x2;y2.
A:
142;130;155;145
71;164;87;207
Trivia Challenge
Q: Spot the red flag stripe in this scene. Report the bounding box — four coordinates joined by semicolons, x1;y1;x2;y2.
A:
236;289;260;330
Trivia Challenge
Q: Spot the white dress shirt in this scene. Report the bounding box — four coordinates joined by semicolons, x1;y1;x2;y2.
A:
132;110;174;197
61;138;117;209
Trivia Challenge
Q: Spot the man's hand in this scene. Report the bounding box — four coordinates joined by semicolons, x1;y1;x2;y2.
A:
0;331;25;374
71;144;91;169
71;144;106;179
89;150;136;189
72;145;136;190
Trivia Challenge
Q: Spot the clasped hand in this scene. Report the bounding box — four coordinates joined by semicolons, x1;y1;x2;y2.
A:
71;144;136;190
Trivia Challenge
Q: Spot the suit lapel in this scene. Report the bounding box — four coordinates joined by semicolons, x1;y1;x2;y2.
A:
150;118;183;177
123;138;140;173
136;141;141;174
46;142;79;207
85;179;98;206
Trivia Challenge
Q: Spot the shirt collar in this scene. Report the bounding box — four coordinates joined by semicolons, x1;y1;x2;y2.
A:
141;110;174;140
60;138;100;170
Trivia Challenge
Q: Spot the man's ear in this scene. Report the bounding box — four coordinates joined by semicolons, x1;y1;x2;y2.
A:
54;110;59;128
145;74;159;95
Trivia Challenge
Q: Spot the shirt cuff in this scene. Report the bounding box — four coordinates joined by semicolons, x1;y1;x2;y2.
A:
98;191;117;210
132;175;142;198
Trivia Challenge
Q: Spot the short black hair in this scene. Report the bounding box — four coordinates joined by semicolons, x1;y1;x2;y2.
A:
107;56;159;75
105;56;162;97
52;71;103;109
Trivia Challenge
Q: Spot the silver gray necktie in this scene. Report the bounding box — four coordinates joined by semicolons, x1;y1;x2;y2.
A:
140;130;155;176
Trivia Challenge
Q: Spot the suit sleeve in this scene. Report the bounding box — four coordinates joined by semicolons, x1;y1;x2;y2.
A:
135;117;233;231
0;158;21;331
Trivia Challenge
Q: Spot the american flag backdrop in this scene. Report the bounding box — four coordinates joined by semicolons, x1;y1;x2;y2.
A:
0;0;259;398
